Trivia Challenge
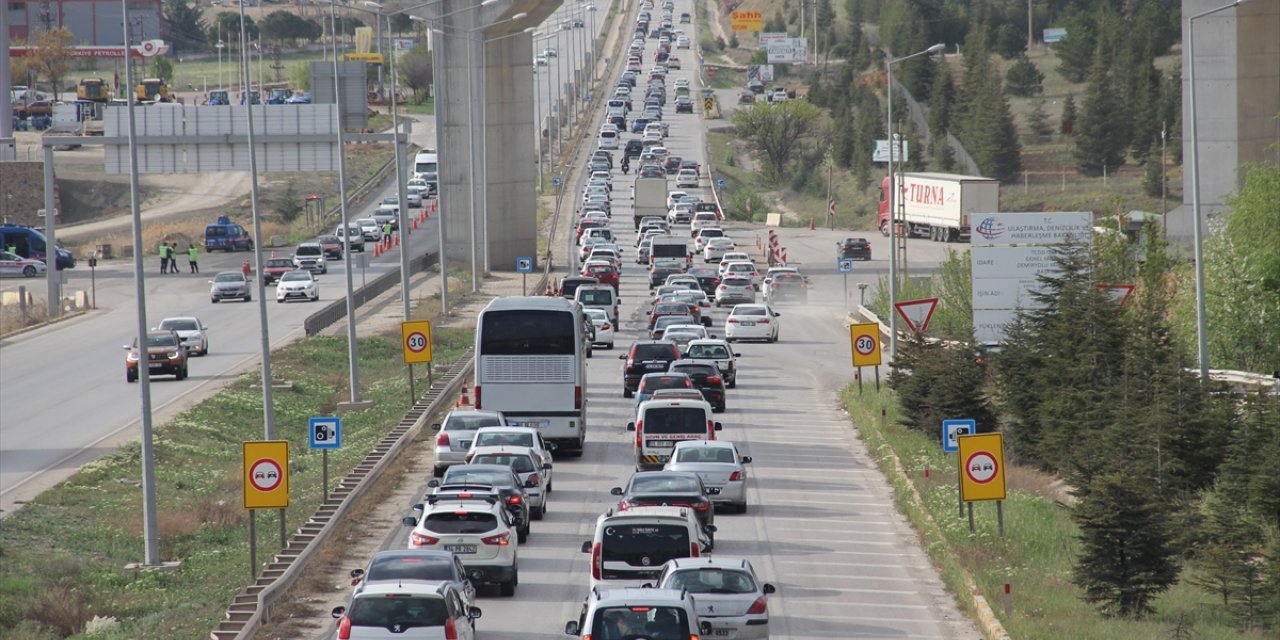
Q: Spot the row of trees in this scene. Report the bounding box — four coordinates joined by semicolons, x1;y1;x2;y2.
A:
884;162;1280;626
164;1;418;54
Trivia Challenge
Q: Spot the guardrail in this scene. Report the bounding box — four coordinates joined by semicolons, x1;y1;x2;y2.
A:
209;349;475;640
303;251;439;336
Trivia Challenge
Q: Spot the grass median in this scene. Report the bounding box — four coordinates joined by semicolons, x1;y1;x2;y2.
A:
0;326;474;640
843;386;1265;640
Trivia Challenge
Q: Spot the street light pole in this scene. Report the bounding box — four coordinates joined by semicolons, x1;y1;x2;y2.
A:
886;43;943;359
330;0;366;406
1186;0;1247;381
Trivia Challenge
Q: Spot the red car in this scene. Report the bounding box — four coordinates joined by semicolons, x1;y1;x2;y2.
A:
576;218;606;242
581;261;619;291
647;301;693;330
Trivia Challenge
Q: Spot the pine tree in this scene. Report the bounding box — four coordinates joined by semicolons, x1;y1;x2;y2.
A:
1056;10;1099;83
927;57;955;140
993;313;1049;465
1142;156;1164;197
1074;41;1127;177
1072;472;1180;618
1061;93;1078;136
1027;98;1054;142
1005;54;1044;97
932;139;957;172
1190;489;1264;609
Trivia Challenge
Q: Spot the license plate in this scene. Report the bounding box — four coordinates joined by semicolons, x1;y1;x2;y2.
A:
509;420;549;429
645;363;665;369
739;321;756;326
149;364;164;369
444;544;477;554
647;440;675;448
714;629;733;637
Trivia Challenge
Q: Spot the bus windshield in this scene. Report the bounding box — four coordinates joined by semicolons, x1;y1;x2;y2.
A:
480;310;576;356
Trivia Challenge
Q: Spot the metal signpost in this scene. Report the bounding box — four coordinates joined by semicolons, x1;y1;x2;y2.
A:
401;320;433;402
958;432;1007;537
308;416;342;499
242;440;290;578
838;258;854;308
516;256;535;295
716;178;726;189
848;322;882;393
942;418;976;517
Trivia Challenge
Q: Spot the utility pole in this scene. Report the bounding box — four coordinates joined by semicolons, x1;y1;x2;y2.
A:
1027;0;1033;53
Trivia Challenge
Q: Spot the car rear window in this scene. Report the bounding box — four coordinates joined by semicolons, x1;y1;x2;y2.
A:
440;468;512;488
472;454;536;474
423;511;497;534
349;596;447;627
698;228;724;238
473;432;534;448
366;556;456;582
666;568;757;594
641;407;708;434
444;415;503;431
671;364;716;377
734;307;767;316
579;289;615;305
674;447;736;464
633;344;678;361
722;278;751;287
600;523;692;566
639;374;691;392
590;606;691;637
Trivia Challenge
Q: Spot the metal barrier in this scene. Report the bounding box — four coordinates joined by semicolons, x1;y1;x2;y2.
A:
303;252;439;336
209;350;474;640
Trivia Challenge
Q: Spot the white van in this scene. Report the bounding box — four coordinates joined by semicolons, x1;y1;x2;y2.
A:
597;128;620;150
574;284;619;324
580;506;709;590
628;397;722;471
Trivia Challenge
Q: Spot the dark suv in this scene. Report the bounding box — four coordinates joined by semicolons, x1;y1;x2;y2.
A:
624;139;645;158
124;330;189;382
669;360;727;412
619;341;683;397
837;237;872;260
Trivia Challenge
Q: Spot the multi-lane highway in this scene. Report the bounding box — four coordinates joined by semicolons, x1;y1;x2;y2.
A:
300;1;980;638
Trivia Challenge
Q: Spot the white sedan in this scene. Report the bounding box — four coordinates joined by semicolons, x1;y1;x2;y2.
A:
276;270;320;303
702;238;736;263
724;303;780;343
0;251;46;278
675;168;699;188
155;316;209;356
664;440;751;512
583;307;615;349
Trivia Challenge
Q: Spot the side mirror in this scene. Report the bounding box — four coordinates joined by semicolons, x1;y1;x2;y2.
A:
763;583;777;594
122;344;131;350
626;422;636;431
401;515;418;526
618;354;627;359
565;620;581;635
704;523;717;531
427;480;440;488
331;606;347;619
468;606;482;619
431;423;442;431
610;486;624;496
580;541;592;553
741;456;752;464
714;422;723;431
734;353;742;357
773;311;781;317
710;334;718;339
349;568;364;579
542;463;553;471
412;502;425;511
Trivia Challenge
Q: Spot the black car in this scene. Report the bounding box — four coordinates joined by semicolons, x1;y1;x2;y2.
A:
838;236;872;260
639;164;666;179
649;261;686;288
611;471;717;547
619;340;684;396
430;465;532;542
687;266;721;295
624;139;645;158
675;96;693;113
609;114;627;130
668;360;726;412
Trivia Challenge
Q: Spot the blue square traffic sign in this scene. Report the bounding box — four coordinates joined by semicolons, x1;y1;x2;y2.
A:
942;419;975;453
838;258;855;273
309;416;342;450
516;257;534;273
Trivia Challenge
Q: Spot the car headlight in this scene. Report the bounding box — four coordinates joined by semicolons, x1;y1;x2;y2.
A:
167;351;181;359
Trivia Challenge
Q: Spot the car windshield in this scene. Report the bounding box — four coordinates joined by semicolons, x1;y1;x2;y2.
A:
366;555;456;582
639;407;707;436
590;605;690;639
348;596;447;627
214;273;243;283
674;446;736;464
665;568;756;594
444;414;503;431
296;245;322;256
686;344;730;359
630;474;700;493
159;319;198;331
281;272;310;282
144;334;179;348
472;454;537;474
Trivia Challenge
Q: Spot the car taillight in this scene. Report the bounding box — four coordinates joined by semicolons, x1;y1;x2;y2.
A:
474;385;481;409
481;532;511;546
444;615;458;640
575;385;583;409
707;376;722;385
436;432;450;446
337;616;352;639
758;318;769;323
592;542;603;580
507;495;523;505
717;285;726;291
690;541;700;558
727;317;739;323
729;470;743;481
601;322;611;330
708;420;716;441
746;596;768;615
409;531;440;547
527;473;540;486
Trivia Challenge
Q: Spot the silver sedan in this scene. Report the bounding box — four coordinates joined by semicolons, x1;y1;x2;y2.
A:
656;556;776;639
664;440;751;512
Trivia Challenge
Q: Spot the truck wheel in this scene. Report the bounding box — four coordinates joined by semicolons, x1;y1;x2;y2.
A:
879;220;890;237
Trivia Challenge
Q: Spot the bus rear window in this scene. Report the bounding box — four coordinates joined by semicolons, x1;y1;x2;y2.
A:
480;310;576;355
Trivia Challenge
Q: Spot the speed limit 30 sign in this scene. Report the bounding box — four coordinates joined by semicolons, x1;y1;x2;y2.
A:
401;321;433;364
849;322;882;367
958;433;1006;502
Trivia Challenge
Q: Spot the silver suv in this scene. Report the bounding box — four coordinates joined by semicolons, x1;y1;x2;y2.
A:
431;410;506;476
565;587;710;639
331;580;481;639
292;242;327;274
402;491;520;596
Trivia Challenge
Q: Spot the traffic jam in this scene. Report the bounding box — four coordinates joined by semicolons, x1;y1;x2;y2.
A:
327;1;805;638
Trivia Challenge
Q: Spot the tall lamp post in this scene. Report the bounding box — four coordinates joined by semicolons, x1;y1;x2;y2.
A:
1186;0;1248;381
886;43;944;358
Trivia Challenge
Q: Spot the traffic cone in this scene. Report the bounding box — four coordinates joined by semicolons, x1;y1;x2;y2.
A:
394;233;400;247
455;385;471;408
809;218;814;230
374;242;381;257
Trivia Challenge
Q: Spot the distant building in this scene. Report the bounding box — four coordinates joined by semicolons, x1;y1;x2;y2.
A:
1170;0;1280;245
6;0;162;48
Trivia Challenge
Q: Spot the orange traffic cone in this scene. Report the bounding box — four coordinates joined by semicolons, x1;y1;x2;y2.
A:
455;385;471;408
374;242;381;257
394;233;400;247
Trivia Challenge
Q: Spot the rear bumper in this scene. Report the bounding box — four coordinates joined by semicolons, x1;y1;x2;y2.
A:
461;562;517;585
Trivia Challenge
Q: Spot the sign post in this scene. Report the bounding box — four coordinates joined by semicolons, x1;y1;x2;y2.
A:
516;256;534;295
243;440;290;578
838;258;854;309
957;432;1007;536
309;417;342;499
401;321;433;402
942;418;975;516
849;322;882;393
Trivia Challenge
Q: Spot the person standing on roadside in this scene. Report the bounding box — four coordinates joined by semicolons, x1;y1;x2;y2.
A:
382;221;393;249
159;242;169;274
168;243;179;274
187;243;200;273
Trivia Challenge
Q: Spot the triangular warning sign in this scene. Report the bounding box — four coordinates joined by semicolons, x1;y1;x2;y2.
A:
1095;284;1135;307
895;298;939;334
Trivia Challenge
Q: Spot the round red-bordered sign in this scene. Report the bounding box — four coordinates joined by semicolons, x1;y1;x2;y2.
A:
405;332;428;353
248;459;283;491
854;334;876;356
964;452;998;484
